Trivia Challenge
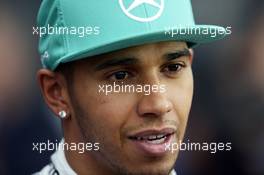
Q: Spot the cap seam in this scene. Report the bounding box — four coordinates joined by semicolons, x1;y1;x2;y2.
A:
57;0;69;60
143;3;152;30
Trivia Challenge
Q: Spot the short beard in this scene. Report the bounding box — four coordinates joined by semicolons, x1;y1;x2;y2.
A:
69;89;176;175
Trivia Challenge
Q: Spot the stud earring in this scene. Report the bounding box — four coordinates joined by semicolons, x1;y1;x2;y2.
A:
58;110;67;119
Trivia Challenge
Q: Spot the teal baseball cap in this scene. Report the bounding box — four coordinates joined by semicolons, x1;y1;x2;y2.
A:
37;0;228;71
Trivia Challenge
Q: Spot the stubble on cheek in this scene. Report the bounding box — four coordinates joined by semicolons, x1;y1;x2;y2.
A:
71;89;131;167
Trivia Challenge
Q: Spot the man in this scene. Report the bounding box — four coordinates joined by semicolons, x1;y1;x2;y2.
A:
35;0;227;174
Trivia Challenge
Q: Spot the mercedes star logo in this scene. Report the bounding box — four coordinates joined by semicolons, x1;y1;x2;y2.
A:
119;0;164;22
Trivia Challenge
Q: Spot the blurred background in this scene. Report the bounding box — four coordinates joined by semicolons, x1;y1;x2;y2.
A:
0;0;263;174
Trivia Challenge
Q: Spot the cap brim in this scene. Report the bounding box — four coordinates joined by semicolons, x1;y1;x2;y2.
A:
53;25;227;70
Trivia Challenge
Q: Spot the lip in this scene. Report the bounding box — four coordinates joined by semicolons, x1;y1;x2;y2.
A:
128;128;176;138
127;127;176;156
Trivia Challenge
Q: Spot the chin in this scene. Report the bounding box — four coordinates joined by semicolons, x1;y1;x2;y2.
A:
123;156;176;175
124;167;172;175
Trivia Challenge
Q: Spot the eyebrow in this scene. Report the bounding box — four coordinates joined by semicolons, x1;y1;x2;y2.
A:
94;48;190;71
95;57;138;71
166;48;190;61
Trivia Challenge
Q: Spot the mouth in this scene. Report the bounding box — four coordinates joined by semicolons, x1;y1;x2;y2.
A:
127;128;176;156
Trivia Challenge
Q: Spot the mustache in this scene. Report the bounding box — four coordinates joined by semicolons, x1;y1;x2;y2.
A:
123;119;179;135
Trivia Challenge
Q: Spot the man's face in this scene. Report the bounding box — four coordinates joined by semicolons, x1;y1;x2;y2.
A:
68;41;193;175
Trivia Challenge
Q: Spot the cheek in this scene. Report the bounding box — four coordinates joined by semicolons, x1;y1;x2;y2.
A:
168;70;193;138
77;82;135;140
95;95;132;127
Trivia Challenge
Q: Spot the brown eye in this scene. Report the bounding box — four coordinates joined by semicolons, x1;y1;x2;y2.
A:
163;63;184;73
109;71;129;80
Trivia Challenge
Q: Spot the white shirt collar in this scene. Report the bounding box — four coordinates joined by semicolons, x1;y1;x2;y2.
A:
50;139;77;175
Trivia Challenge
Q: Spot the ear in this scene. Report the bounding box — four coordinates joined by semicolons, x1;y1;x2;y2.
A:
189;48;194;65
37;69;71;119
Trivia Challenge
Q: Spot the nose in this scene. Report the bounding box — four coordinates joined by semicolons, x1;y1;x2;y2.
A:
137;90;173;118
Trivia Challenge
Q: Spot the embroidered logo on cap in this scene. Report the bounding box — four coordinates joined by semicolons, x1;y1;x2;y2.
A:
119;0;164;22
